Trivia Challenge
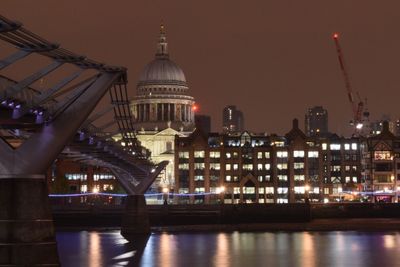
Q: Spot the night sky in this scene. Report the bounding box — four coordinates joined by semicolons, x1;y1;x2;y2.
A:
2;1;400;136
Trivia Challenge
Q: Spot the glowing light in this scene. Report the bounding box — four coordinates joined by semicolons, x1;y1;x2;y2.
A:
216;186;225;194
93;187;99;194
333;33;339;39
162;187;169;193
356;123;363;129
324;198;329;203
192;104;199;112
305;185;310;192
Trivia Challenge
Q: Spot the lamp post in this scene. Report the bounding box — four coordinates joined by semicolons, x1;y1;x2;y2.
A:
162;187;169;205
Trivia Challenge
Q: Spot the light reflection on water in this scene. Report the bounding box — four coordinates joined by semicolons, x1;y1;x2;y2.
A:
57;231;400;267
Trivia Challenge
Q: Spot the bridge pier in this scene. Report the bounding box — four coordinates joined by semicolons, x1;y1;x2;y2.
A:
0;175;59;266
121;195;150;240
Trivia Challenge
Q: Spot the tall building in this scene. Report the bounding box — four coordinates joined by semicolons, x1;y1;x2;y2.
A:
128;25;196;190
222;105;244;133
305;106;328;136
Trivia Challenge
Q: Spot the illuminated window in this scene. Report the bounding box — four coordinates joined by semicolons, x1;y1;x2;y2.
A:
277;187;288;194
294;186;305;194
194;175;204;181
179;188;189;194
194;163;205;170
194;150;205;158
210;163;220;170
225;175;232;182
277;151;288;158
179;151;189;158
265;164;271;170
312;187;319;194
225;164;231;171
322;143;327;150
243;187;255;194
210;151;220;158
294;175;305;181
330;144;341;150
294;163;304;169
66;173;87;181
178;163;189;170
278;175;288;181
257;152;263;159
265;187;274;194
331;165;341;171
351;143;357;150
226;152;232;159
308;151;319;158
265;152;270;158
257;163;263;170
352;176;357;183
258;175;263;182
259;187;265;194
233;164;239;170
344;144;350;150
195;187;205;193
293;150;305;157
324;187;330;194
243;164;253;170
80;185;87;193
233;187;240;194
93;174;114;181
277;163;288;170
277;198;288;203
374;151;392;160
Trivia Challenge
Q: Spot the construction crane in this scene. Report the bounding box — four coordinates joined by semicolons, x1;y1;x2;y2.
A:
332;33;364;133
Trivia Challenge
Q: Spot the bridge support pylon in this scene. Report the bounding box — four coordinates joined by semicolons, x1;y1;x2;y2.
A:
121;194;150;240
0;175;59;266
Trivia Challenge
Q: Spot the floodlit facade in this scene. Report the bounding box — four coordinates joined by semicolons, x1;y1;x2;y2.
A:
129;25;196;190
175;119;363;204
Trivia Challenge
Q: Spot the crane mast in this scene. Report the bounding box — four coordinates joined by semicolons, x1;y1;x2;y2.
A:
332;33;364;133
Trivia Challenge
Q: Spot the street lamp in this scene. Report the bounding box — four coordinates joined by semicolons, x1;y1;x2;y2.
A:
162;187;169;205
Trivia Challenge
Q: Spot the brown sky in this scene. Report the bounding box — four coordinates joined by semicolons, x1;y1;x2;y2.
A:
2;1;400;136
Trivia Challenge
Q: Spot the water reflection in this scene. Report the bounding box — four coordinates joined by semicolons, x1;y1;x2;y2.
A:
57;231;400;267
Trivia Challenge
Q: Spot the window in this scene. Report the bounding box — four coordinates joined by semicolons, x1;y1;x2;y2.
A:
226;152;232;159
374;151;392;160
178;163;189;170
210;151;220;158
294;186;305;194
345;176;351;183
243;187;255;194
259;187;265;194
257;152;263;159
194;175;204;181
322;143;327;150
351;143;357;150
345;165;350;171
312;187;320;194
257;163;263;170
330;144;341;150
352;176;357;183
81;185;87;193
293;150;305;157
233;187;240;194
179;188;189;194
294;163;304;169
179;151;189;158
324;187;330;194
344;144;350;150
277;151;288;158
294;175;305;181
233;164;239;170
277;163;288;170
194;163;205;170
331;165;341;171
243;164;253;170
258;175;263;182
278;175;288;181
265;187;274;194
308;151;319;158
194;187;205;193
277;187;288;194
210;163;220;170
225;164;231;171
265;175;271;181
194;150;205;158
66;173;87;181
265;164;271;170
225;175;232;182
265;152;270;158
277;198;288;203
93;174;114;181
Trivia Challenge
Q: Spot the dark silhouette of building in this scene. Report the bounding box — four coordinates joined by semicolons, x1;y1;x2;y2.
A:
222;105;244;133
305;106;328;136
195;114;211;134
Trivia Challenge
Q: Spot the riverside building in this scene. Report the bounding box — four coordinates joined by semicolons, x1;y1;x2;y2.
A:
175;119;363;204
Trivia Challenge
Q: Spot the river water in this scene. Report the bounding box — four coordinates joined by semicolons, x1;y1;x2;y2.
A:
56;230;400;267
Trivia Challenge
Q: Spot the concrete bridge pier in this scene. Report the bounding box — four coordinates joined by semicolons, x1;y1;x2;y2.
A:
121;194;151;240
0;175;59;266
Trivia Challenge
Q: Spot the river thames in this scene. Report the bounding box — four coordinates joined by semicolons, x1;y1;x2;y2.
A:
56;230;400;266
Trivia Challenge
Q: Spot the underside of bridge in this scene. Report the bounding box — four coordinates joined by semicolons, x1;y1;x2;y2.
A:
0;15;166;266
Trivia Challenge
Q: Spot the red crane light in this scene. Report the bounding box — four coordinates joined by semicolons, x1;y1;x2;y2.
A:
192;104;199;112
333;33;339;39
